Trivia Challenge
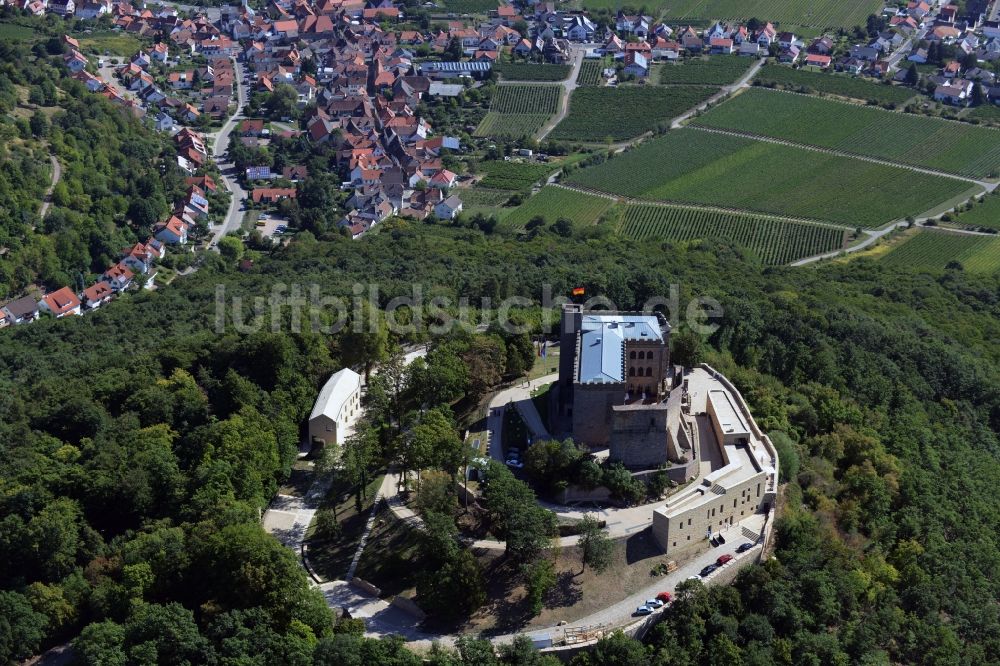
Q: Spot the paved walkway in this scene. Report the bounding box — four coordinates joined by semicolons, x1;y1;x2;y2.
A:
670;57;763;130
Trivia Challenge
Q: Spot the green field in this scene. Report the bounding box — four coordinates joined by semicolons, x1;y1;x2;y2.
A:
577;60;605;86
439;0;498;13
881;230;1000;273
657;56;754;85
0;23;36;41
754;65;916;105
474;85;561;138
478;160;554;191
549;86;718;142
946;194;1000;231
502;186;614;229
495;62;571;82
581;0;882;33
78;31;146;56
694;88;1000;179
565;128;971;227
618;203;846;264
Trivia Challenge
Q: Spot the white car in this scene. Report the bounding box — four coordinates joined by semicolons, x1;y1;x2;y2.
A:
687;575;702;581
634;605;653;616
645;598;664;609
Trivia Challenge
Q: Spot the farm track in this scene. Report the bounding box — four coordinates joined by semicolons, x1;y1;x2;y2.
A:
537;46;585;140
38;154;60;221
687;125;994;189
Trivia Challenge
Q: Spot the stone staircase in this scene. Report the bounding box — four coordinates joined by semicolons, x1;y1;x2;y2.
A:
740;526;760;543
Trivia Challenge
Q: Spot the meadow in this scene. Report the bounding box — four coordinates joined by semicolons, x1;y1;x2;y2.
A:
474;85;561;138
657;56;754;86
501;186;614;229
565;129;972;227
581;0;882;33
549;86;717;142
754;65;916;105
0;22;36;41
457;187;517;217
881;230;1000;273
967;103;1000;128
495;62;572;82
618;203;846;264
694;88;1000;178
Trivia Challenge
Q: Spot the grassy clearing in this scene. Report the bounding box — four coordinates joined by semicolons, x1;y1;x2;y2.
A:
495;62;572;82
565;128;970;227
439;0;498;13
305;472;385;582
657;56;754;85
694;88;1000;179
618;203;847;264
501;186;614;230
0;22;36;41
966;103;1000;128
457;187;516;217
550;86;718;142
880;230;1000;274
78;31;145;56
754;65;916;105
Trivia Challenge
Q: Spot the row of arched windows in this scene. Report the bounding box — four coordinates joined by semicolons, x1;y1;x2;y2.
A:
629;350;654;360
628;367;654;377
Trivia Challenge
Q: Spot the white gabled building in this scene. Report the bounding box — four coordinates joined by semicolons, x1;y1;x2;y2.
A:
308;368;363;448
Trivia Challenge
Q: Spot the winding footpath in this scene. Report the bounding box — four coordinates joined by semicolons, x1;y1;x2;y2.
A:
37;154;60;221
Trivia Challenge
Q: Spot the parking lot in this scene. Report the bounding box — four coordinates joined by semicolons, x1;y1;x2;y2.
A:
256;215;290;239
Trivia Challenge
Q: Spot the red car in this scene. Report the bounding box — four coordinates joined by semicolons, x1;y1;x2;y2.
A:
656;592;672;603
717;554;734;566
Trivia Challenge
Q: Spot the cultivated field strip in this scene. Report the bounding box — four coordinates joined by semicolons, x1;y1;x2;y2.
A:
489;84;562;114
754;65;916;105
618;202;846;264
576;60;604;86
881;230;1000;273
694;88;1000;179
626;0;882;30
502;186;614;229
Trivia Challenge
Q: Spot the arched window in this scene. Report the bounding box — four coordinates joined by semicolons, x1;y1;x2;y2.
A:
645;367;653;377
638;350;645;360
628;367;635;376
629;350;636;359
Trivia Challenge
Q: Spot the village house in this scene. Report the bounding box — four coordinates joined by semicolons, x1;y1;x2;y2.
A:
40;287;82;318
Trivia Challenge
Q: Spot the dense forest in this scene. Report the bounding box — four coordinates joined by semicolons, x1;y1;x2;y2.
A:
1;218;999;664
0;39;182;299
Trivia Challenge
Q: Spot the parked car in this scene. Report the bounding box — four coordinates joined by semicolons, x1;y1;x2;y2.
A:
736;542;755;553
506;459;524;469
699;564;719;577
717;554;734;566
645;598;664;609
687;575;701;581
634;605;654;616
655;592;672;604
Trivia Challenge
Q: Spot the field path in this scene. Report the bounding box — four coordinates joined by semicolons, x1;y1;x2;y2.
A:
537;46;585;140
670;57;763;130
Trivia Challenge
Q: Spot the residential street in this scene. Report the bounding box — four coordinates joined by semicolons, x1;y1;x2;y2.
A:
208;58;248;249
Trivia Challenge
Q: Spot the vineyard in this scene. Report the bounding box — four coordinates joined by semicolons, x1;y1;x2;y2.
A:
474;114;552;139
565;128;971;227
581;0;882;32
881;230;1000;274
474;85;562;138
694;88;1000;178
458;188;517;217
577;60;605;86
477;160;555;191
495;62;571;82
502;186;614;230
488;85;562;114
946;193;1000;231
658;56;754;85
549;86;718;142
618;203;846;264
754;65;916;105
